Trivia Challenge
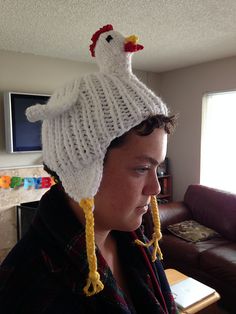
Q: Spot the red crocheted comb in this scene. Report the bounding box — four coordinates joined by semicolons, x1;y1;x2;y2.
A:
89;24;113;57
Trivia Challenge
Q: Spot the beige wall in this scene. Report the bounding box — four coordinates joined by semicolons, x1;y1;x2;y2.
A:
160;56;236;201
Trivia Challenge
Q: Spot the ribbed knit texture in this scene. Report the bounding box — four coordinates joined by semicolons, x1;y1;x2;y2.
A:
26;27;168;203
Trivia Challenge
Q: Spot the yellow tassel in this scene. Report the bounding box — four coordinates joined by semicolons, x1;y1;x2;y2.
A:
135;195;163;261
79;198;104;296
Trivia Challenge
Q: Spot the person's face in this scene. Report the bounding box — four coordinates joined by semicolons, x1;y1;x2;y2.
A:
94;128;167;232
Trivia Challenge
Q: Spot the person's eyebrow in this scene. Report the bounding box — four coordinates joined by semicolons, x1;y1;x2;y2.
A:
135;155;163;166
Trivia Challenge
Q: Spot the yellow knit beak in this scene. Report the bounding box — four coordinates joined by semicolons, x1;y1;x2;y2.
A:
125;35;139;44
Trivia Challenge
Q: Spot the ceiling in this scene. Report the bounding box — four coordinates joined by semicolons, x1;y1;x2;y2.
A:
1;0;236;73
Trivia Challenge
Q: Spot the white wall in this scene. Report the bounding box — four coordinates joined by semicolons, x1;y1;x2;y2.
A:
0;50;161;169
160;56;236;201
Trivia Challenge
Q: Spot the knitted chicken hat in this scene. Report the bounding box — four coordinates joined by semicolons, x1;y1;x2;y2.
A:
26;25;167;296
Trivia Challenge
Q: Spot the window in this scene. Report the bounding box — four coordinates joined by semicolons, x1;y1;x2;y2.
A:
201;91;236;194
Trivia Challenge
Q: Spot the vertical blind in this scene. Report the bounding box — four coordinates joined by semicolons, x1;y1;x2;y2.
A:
201;91;236;194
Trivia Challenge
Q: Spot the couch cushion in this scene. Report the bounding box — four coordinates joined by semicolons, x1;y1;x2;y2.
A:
200;243;236;288
167;220;220;242
159;202;192;231
160;234;200;267
160;234;229;268
184;185;236;241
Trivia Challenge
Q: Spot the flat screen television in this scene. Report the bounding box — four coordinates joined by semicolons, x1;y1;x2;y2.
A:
3;92;50;153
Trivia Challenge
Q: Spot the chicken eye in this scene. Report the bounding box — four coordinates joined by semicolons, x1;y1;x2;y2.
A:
106;35;113;43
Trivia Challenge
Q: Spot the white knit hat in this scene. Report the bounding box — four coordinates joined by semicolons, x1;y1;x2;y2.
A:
26;25;168;296
26;24;168;202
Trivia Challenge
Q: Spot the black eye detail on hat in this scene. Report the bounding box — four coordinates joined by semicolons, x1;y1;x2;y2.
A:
106;35;113;43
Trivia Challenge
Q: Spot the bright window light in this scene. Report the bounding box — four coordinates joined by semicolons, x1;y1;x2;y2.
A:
201;91;236;194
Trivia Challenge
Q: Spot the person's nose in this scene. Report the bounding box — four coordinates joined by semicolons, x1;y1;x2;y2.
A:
143;171;161;196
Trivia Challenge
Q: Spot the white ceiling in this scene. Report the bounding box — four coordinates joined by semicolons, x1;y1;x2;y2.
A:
1;0;236;72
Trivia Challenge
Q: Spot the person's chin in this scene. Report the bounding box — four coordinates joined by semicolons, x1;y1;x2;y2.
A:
115;215;144;232
125;218;143;232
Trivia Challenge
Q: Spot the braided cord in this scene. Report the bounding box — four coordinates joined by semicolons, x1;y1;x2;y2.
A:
135;195;163;261
79;198;104;296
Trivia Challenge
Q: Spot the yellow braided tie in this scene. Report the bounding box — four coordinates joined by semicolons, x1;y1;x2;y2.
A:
79;198;104;296
135;195;163;261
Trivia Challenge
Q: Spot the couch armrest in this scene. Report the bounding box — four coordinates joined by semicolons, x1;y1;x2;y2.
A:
159;202;192;232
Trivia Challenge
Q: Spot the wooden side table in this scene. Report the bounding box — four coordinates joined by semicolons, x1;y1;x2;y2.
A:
165;269;220;314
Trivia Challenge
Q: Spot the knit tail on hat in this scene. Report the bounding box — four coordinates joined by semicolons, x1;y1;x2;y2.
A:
26;79;81;122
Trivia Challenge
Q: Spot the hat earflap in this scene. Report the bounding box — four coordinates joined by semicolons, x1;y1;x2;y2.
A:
79;198;104;296
135;195;163;261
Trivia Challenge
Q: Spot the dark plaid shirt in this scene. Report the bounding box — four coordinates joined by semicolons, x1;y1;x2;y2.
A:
0;185;177;314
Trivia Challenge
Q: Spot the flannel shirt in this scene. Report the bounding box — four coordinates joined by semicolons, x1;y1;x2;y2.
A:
0;184;177;314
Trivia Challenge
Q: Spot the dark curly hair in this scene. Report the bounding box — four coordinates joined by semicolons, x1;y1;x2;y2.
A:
106;114;177;152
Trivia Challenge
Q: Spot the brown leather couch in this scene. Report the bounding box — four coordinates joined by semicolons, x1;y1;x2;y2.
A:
157;185;236;313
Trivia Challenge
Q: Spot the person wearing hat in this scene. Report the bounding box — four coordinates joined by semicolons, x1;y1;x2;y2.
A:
0;25;178;313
